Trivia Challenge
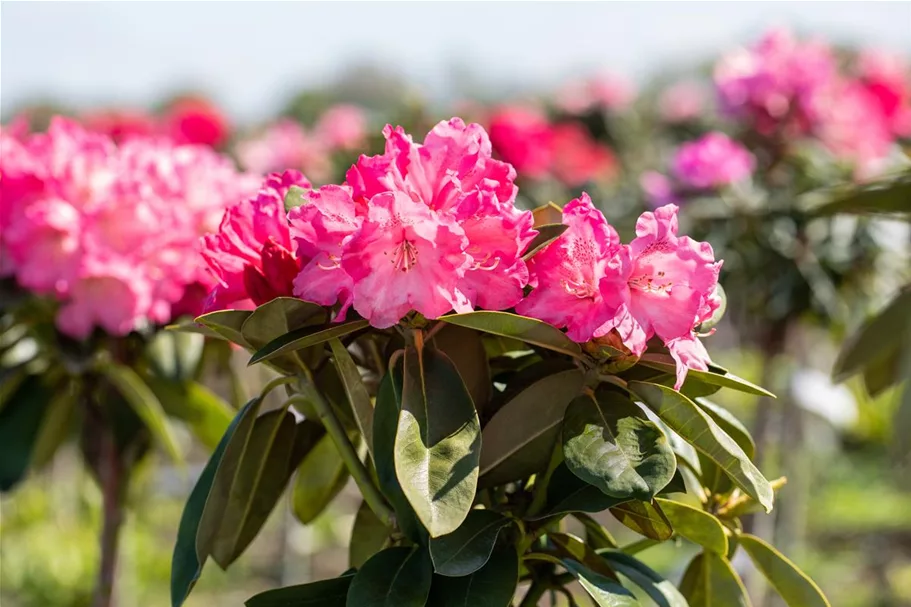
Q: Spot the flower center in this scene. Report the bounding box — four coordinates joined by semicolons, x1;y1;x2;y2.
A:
386;239;419;272
629;270;672;294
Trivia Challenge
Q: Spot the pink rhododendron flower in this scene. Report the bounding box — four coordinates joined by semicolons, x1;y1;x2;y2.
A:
857;50;911;137
557;74;636;114
598;204;722;389
672;132;755;189
82;109;158;143
550;123;618;186
659;82;707;123
0;117;259;338
639;171;678;208
487;105;554;180
202;170;311;310
165;97;230;148
516;194;623;342
315;104;368;150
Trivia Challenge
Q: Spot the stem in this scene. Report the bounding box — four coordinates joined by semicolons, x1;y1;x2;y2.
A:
287;388;395;528
519;580;547;607
260;375;298;400
93;426;125;607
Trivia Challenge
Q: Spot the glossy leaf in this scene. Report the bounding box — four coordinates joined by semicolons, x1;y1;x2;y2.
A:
194;310;254;347
242;297;327;371
349;500;390;569
394;347;481;538
832;288;911;384
292;431;349;525
99;360;182;463
695;399;755;459
562;559;639;607
639;355;774;398
249;319;369;366
0;374;55;491
171;399;256;607
679;552;751;607
432;323;492;410
480;368;585;486
739;534;831;607
145;377;234;451
610;500;674;541
427;546;518;607
536;463;629;519
430;509;510;577
31;380;78;469
562;389;676;500
630;382;773;512
599;550;688;607
654;498;728;555
328;337;375;456
246;574;354;607
440;311;582;358
346;547;433;607
523;223;569;260
550;533;619;581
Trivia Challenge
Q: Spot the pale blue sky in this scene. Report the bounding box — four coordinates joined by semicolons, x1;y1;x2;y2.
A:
2;2;910;123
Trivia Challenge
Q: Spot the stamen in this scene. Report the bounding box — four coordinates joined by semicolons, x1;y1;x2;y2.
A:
390;240;419;272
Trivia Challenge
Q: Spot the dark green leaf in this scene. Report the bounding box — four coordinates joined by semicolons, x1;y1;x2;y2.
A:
31;379;78;469
630;382;773;512
395;347;481;538
195;310;254;347
246;574;354;607
249;319;369;366
550;533;619;581
346;547;433;607
242;297;327;372
429;509;510;577
562;559;639;607
536;463;629;519
562;389;676;501
147;330;205;383
695;399;755;460
428;546;518;607
610;500;673;541
144;376;234;450
810;170;911;216
523;223;569;260
99;361;182;463
654;497;728;555
349;500;390;569
171;399;257;607
328;337;375;456
739;534;831;607
833;288;911;385
679;552;751;607
441;311;582;358
638;356;774;398
575;513;618;549
432;323;492;411
0;374;56;491
292;431;349;524
599;550;688;607
480;368;584;486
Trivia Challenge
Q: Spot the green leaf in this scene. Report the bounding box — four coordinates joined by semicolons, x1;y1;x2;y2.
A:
283;184;309;212
99;361;183;464
145;378;234;451
833;288;911;384
373;368;424;544
562;389;676;501
349;500;390;569
532;201;564;226
480;368;585;486
427;546;518;607
171;399;257;607
0;374;56;491
195;310;254;347
441;311;582;358
242;297;327;372
638;356;774;398
550;533;620;581
147;330;205;383
694;399;755;460
610;500;673;541
598;550;688;607
562;559;639;607
432;323;492;411
394;347;481;538
246;574;354;607
346;547;433;607
536;463;629;519
654;498;728;555
429;509;510;576
810;170;911;216
739;533;831;607
523;223;569;260
328;337;375;456
629;382;773;512
249;319;369;366
292;431;349;525
679;552;751;607
30;379;78;469
575;513;618;549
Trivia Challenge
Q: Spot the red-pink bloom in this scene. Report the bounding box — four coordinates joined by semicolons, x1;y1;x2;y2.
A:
315;104;368;150
82;109;158;143
672;132;754;189
516;194;623;342
598;204;722;389
165;97;230;148
487;105;554;180
550;123;618;186
202;170;311;310
857;49;911;137
659;81;707;123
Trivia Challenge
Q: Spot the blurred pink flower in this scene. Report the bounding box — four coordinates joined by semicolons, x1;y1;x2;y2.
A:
550;123;618;186
672;132;754;189
557;74;636;114
236;120;332;183
639;171;678;208
315;104;368;150
857;49;911;137
487;105;554;180
82;109;158;143
165;97;231;148
659;81;707;123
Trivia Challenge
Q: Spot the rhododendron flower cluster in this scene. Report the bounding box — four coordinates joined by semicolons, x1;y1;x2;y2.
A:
236;105;368;183
556;73;636;114
0;117;259;338
672;132;755;190
487;106;617;186
82;98;232;148
518;195;721;389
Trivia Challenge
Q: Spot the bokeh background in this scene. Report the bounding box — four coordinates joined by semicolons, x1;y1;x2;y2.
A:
2;3;911;607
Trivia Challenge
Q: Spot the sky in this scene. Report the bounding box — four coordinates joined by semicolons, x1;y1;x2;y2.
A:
2;2;910;124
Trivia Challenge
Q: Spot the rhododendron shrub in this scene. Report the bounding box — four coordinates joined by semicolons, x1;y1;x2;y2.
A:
169;118;827;607
0;116;257;606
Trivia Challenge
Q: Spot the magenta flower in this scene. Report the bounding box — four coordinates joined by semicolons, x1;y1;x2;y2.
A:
487;106;554;180
672;132;755;190
515;194;624;342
